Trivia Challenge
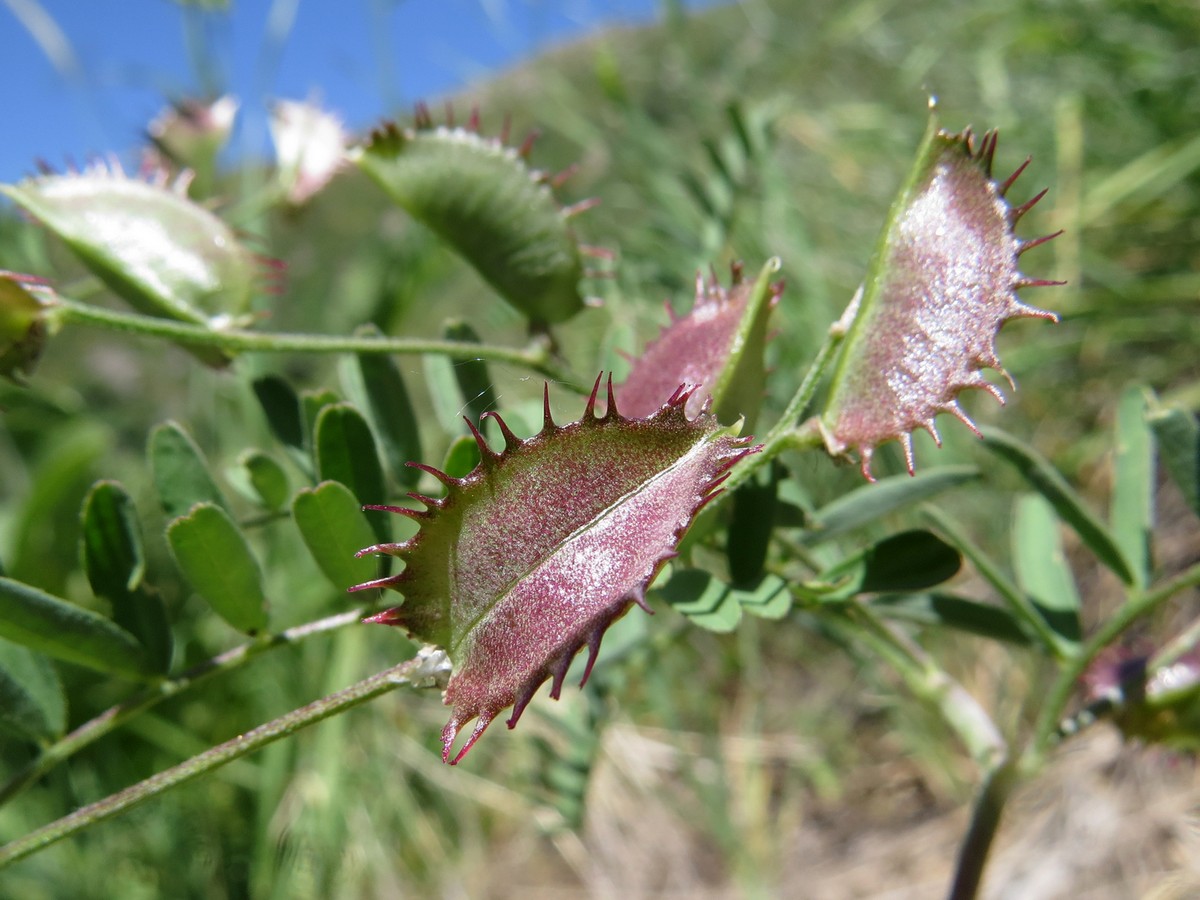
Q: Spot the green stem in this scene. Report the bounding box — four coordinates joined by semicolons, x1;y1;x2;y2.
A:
923;506;1069;660
720;325;843;496
1149;611;1200;671
52;298;581;385
0;608;375;808
0;648;450;870
842;600;1006;768
947;760;1017;900
1030;559;1200;758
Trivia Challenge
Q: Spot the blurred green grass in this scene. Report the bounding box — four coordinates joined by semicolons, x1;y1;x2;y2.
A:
1;0;1198;895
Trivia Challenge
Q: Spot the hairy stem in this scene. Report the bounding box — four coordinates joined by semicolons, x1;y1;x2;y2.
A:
52;297;581;385
0;649;451;869
0;608;376;808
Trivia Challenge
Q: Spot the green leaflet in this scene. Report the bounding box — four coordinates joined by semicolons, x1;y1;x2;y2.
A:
983;427;1135;586
80;480;172;673
0;639;66;743
0;577;156;681
166;503;269;635
149;421;230;520
293;481;380;591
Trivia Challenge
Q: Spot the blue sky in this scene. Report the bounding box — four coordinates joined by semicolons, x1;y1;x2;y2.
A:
1;0;712;184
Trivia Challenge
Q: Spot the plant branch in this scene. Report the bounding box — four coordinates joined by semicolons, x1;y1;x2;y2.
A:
720;323;843;496
0;608;375;808
947;760;1017;900
51;297;582;385
922;506;1070;660
842;600;1007;769
0;648;451;869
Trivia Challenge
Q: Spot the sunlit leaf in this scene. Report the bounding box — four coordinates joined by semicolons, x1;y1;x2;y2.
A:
1012;493;1082;654
1149;405;1199;519
1111;386;1155;587
801;465;979;543
166;503;268;635
984;427;1134;585
293;481;380;591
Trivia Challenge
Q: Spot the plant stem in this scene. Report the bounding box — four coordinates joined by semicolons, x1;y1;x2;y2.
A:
841;600;1006;769
1030;559;1200;758
52;297;582;385
0;648;450;870
923;506;1070;660
720;324;842;496
947;760;1017;900
0;608;374;808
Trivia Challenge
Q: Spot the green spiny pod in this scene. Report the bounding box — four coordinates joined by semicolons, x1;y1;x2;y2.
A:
352;106;591;325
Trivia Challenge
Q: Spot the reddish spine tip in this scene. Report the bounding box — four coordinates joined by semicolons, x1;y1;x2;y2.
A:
463;415;492;457
859;447;878;483
484;410;522;450
978;130;999;175
550;163;579;187
408;461;458;488
445;716;491;766
562;197;601;218
517;129;540;159
1017;230;1064;254
578;243;616;260
583;373;604;419
1010;187;1048;222
580;629;606;687
542;383;555;430
998;156;1032;196
467;107;481;132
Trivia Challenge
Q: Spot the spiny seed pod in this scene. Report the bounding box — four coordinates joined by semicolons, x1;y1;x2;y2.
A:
351;375;757;763
1;160;281;366
617;259;783;428
352;105;596;325
820;116;1062;479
